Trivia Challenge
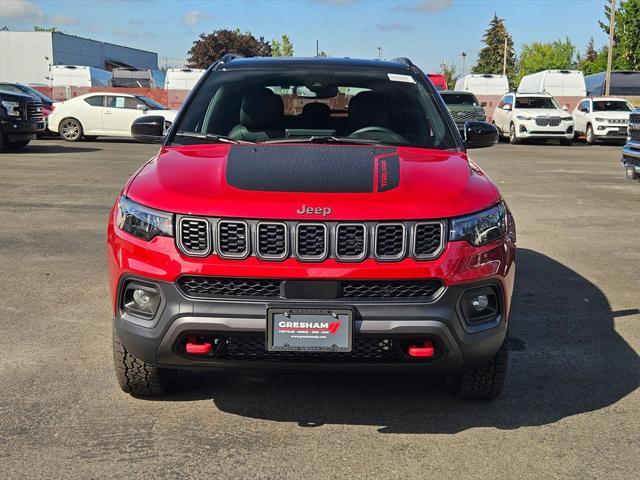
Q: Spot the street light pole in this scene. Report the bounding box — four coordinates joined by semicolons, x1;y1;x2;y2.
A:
377;46;383;60
461;52;467;76
605;0;616;96
503;36;508;76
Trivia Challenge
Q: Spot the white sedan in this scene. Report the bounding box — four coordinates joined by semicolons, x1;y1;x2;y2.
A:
48;92;178;141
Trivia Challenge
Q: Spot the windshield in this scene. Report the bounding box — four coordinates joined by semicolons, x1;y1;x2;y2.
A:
170;66;458;150
441;93;478;106
515;96;560;109
137;95;166;110
593;100;633;112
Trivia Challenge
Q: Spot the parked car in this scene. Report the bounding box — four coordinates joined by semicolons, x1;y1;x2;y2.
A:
585;70;640;96
50;65;112;88
517;70;586;97
622;109;640;182
492;92;574;145
0;83;53;111
109;55;515;401
0;90;45;151
164;68;206;90
572;97;634;144
47;92;177;141
427;73;447;91
454;74;509;96
112;68;165;89
440;90;487;132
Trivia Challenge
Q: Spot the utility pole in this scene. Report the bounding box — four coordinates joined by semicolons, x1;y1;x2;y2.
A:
377;46;383;60
605;0;616;96
461;52;467;76
316;39;319;57
502;36;508;76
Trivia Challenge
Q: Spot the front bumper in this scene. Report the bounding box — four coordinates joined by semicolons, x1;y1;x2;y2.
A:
593;124;628;140
1;118;46;141
515;121;573;139
622;144;640;179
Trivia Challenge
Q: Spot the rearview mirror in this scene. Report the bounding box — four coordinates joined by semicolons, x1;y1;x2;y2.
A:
464;121;499;149
131;115;165;143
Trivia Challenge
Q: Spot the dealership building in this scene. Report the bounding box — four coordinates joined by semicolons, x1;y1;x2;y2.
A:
0;31;159;85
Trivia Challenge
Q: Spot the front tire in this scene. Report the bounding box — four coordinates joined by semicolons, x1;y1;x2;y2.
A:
113;329;173;396
447;338;508;400
59;118;83;142
509;123;520;144
586;124;596;145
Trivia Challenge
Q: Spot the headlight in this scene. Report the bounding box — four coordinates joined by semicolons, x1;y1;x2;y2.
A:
1;100;21;117
561;116;573;121
516;115;532;121
594;117;606;122
115;196;173;241
450;203;507;246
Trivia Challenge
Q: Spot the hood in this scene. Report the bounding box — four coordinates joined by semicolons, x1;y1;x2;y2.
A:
125;144;501;221
447;105;485;112
589;111;631;120
0;91;36;103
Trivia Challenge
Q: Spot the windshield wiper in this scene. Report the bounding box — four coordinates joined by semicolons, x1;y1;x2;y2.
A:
259;136;387;146
173;131;252;144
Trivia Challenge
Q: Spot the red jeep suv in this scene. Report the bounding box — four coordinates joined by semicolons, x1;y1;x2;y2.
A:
108;56;515;400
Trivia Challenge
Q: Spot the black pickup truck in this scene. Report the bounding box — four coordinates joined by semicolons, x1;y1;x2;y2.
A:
0;90;46;152
622;109;640;182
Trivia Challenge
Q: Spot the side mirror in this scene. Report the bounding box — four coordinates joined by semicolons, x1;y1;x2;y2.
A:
502;103;512;111
464;121;499;149
562;105;569;111
480;101;487;107
581;107;589;113
136;104;148;111
131;115;165;143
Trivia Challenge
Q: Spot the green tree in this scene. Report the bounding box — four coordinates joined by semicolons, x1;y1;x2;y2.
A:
34;26;63;32
272;34;293;57
472;14;516;85
600;0;640;70
187;29;271;68
440;61;457;90
0;26;9;31
516;38;578;83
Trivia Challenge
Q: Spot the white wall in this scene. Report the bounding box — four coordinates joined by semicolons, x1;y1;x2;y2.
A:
0;31;158;84
0;32;54;84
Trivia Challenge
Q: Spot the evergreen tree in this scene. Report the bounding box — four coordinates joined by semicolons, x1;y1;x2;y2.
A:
472;14;516;86
584;37;598;62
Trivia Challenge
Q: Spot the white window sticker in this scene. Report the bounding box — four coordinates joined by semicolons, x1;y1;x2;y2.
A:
115;97;125;108
387;73;416;84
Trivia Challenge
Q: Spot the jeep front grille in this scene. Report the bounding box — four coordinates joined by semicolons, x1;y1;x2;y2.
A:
535;116;561;127
176;217;446;262
177;276;443;301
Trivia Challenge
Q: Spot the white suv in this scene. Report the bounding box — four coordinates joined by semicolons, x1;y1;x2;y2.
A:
492;92;574;145
572;97;634;145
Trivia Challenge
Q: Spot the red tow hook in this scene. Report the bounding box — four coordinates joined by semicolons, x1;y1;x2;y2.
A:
185;336;213;355
407;340;435;358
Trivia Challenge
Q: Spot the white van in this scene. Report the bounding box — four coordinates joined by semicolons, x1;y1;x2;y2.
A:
164;68;206;90
50;65;112;87
454;74;509;96
517;70;586;97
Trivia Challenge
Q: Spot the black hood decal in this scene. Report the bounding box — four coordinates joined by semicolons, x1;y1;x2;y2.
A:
226;145;398;193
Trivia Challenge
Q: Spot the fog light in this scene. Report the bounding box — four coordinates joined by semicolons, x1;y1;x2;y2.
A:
133;289;150;307
459;286;500;325
471;294;489;312
122;282;161;319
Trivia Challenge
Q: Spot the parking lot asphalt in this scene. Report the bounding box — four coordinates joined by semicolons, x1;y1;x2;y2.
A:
0;138;638;479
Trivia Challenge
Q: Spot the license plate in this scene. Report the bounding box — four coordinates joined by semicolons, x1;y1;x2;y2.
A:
267;307;352;352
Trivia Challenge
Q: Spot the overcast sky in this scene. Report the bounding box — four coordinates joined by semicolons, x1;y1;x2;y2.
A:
0;0;611;72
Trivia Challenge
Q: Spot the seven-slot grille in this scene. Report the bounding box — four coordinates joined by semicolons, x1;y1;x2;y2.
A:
535;116;561;127
178;218;210;255
177;276;443;300
176;217;446;262
26;102;43;121
218;221;249;258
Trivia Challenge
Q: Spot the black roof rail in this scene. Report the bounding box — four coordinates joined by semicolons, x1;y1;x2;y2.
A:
390;57;414;67
220;53;243;63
